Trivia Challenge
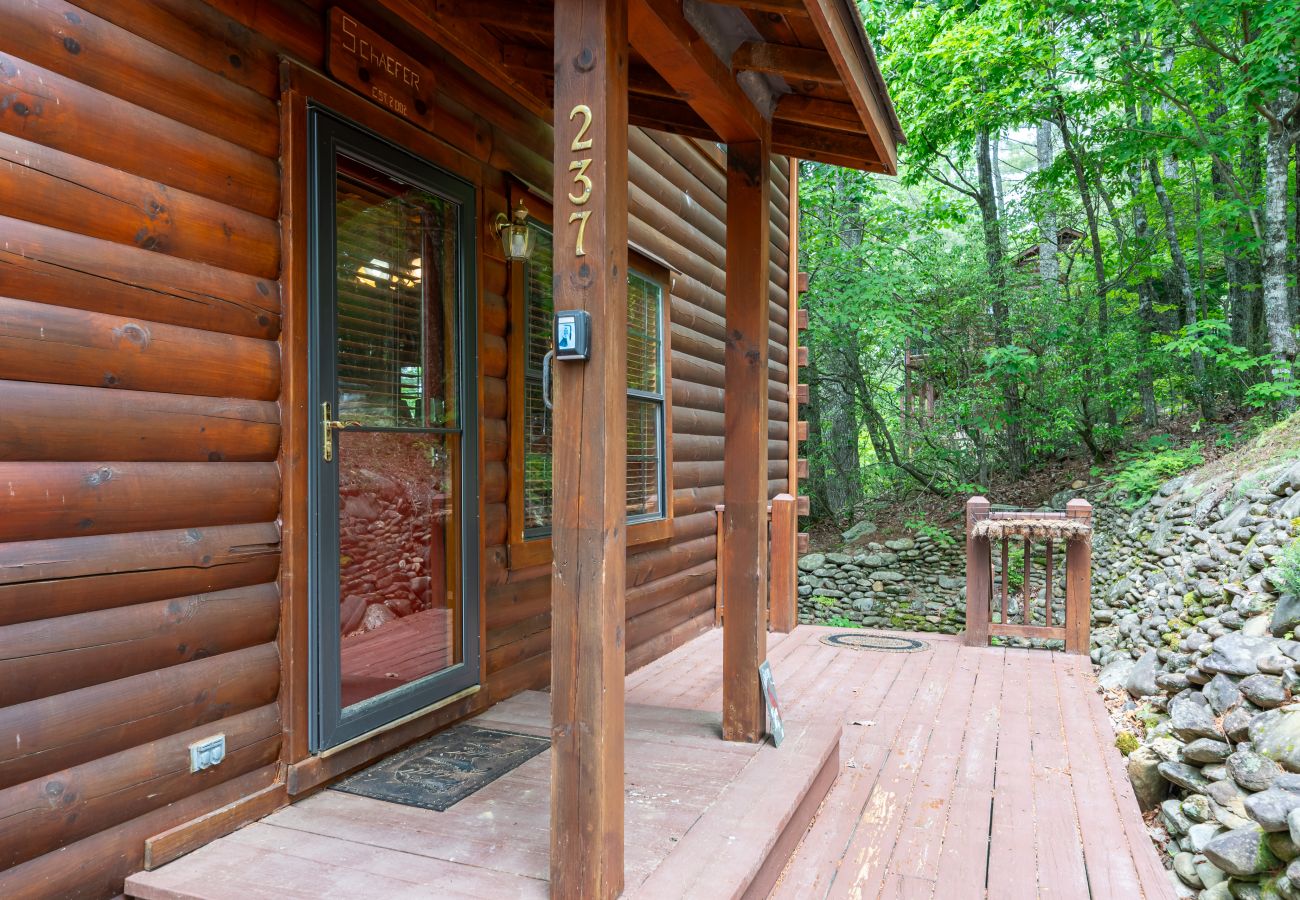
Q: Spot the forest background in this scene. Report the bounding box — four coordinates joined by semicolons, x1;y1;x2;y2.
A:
801;0;1300;535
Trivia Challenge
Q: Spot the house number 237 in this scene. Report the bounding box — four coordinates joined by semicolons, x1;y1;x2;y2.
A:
567;104;594;257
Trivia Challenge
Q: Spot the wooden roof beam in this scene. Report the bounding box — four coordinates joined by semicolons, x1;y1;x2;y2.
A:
629;0;768;143
802;0;898;173
731;41;840;84
774;94;861;132
772;120;881;169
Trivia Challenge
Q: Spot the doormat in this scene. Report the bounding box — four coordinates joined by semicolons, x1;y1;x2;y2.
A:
333;724;550;812
820;632;929;653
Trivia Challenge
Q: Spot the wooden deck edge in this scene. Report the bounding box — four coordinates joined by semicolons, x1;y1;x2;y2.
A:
143;782;288;871
629;719;842;899
741;732;841;900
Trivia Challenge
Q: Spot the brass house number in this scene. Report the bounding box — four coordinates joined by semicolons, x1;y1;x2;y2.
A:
567;104;594;257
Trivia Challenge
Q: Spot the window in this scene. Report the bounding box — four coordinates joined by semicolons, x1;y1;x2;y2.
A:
508;192;673;564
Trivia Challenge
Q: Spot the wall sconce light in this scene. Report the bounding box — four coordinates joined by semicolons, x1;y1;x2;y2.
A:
493;199;535;262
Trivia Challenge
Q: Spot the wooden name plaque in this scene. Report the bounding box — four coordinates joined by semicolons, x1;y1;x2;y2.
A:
327;8;435;130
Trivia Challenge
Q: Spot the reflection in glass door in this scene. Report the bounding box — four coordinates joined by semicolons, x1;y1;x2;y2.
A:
309;108;479;750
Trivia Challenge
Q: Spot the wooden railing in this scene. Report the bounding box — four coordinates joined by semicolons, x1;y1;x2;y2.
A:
963;496;1092;654
714;495;798;633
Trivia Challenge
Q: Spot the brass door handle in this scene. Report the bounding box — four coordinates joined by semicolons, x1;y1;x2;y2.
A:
321;402;362;462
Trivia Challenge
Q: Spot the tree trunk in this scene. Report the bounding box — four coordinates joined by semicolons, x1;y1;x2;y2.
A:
1037;121;1059;294
1149;156;1212;418
1243;126;1266;354
1056;108;1115;431
1261;106;1299;408
976;128;1025;472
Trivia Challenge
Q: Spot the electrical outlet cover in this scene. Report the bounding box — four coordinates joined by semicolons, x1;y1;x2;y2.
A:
189;734;226;773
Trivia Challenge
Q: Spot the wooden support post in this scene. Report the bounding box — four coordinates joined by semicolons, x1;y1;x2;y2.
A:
550;2;628;896
964;496;991;648
1065;499;1092;656
722;138;771;743
769;494;797;633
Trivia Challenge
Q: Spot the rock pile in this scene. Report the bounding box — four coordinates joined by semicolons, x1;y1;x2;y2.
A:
1091;458;1300;670
1122;630;1300;898
796;535;966;633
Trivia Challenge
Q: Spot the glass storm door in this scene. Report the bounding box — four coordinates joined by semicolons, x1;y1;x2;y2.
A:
308;108;479;750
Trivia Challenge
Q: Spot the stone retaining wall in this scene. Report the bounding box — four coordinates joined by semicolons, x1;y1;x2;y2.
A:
796;535;967;633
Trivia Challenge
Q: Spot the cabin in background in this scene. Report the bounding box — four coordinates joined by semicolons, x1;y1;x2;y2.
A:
0;0;901;896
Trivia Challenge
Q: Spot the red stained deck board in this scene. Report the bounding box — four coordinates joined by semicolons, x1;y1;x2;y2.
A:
129;626;1172;900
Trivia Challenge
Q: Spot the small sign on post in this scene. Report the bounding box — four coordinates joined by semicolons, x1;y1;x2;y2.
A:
758;660;784;747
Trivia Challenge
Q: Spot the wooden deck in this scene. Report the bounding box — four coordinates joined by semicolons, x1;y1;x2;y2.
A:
128;625;1174;899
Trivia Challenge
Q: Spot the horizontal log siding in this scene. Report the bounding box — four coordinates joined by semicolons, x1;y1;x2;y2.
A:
0;0;285;892
0;0;794;893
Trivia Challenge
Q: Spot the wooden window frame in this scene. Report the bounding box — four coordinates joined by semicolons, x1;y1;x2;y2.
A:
506;185;674;570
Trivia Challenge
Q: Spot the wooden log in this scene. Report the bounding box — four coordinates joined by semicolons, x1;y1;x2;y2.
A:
722;139;771;744
0;296;281;400
673;433;788;462
0;461;280;542
0;764;277;900
0;381;280;462
964;496;991;647
0;582;279;706
550;3;629;889
0;53;278;217
644;130;725;202
483;502;507;546
626;583;715;651
0;703;281;870
0;215;280;339
69;0;282;97
629;128;725;222
0;522;280;625
484;460;508;504
483;376;507;419
0;642;278;789
768;494;797;633
0;132;280;278
0;0;279;157
482;288;508;337
482;332;508;378
483;418;508;462
201;0;322;67
626;605;713;674
1065;499;1092;655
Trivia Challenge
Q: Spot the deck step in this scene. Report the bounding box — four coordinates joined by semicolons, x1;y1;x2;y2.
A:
125;692;838;900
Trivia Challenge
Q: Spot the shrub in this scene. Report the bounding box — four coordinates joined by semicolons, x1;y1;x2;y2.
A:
1279;539;1300;599
826;615;861;628
1103;439;1205;508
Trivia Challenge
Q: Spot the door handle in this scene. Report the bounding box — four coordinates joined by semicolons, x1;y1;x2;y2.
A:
542;349;555;412
321;402;362;462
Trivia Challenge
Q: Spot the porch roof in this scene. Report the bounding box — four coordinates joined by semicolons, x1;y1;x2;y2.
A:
381;0;904;173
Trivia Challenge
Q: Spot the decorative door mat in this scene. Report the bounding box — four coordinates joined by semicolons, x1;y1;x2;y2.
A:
333;724;550;812
820;632;929;653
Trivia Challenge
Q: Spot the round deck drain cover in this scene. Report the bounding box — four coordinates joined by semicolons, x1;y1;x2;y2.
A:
820;632;929;653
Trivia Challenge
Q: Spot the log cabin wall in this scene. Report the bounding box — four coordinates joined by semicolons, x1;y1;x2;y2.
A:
0;0;792;895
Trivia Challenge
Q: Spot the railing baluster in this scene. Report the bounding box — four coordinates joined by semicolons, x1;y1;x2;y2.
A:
1044;539;1054;628
1000;537;1009;626
1022;537;1031;625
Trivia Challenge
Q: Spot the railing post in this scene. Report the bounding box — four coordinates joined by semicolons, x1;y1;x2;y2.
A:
769;494;797;633
1065;499;1092;655
964;496;991;647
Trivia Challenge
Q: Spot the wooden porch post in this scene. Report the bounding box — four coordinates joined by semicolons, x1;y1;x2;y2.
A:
964;496;991;648
550;1;628;897
1065;499;1092;656
722;138;772;742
